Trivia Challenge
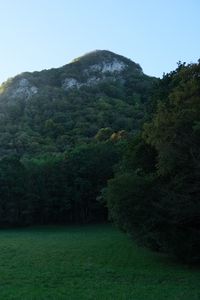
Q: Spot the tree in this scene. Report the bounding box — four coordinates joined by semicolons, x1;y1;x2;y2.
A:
65;142;120;223
0;156;29;225
105;135;159;249
143;61;200;262
106;61;200;263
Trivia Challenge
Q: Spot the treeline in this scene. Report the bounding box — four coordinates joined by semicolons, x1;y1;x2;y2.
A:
105;61;200;264
0;141;121;226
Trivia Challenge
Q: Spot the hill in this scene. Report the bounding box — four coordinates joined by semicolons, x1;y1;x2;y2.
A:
0;50;157;157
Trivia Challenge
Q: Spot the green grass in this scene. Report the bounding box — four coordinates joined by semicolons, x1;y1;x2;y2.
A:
0;224;199;299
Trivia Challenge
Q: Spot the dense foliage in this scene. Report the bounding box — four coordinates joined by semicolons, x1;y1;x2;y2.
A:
0;51;199;264
0;141;121;226
106;61;200;263
0;51;156;227
0;50;156;157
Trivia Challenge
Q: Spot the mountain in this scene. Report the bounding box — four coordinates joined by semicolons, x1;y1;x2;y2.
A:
0;50;157;157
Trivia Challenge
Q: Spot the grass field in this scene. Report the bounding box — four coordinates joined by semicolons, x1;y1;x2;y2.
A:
0;224;199;299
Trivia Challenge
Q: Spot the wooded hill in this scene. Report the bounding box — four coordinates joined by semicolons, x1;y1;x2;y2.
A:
0;50;156;157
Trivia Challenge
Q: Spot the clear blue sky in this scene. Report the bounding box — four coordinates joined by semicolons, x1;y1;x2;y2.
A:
0;0;200;83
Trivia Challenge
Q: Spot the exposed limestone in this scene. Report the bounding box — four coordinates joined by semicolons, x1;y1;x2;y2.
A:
86;76;101;86
62;78;80;90
88;59;127;73
10;78;38;99
62;75;108;90
62;59;126;91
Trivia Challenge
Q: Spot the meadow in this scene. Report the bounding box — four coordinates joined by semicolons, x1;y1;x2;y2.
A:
0;224;199;300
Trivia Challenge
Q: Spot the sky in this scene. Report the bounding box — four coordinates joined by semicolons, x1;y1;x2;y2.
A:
0;0;200;84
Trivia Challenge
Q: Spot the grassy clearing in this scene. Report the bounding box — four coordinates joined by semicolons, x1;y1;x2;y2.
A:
0;224;199;299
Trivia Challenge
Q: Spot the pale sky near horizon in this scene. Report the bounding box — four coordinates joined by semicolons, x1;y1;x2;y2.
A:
0;0;199;84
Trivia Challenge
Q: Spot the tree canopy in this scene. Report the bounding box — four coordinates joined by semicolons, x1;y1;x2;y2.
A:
106;61;200;263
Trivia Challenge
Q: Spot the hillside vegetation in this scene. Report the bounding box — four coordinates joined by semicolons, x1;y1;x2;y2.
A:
0;52;199;264
0;50;156;157
0;50;156;226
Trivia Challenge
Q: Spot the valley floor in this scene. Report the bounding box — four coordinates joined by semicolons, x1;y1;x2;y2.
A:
0;224;199;299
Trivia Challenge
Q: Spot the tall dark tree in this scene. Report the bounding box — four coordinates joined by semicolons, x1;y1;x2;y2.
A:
143;61;200;262
106;61;200;263
0;156;29;225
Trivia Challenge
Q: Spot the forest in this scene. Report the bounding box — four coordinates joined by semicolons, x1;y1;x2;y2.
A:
0;52;199;265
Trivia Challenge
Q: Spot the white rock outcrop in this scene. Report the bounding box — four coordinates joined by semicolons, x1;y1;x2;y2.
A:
11;78;38;99
62;76;102;90
62;78;81;90
88;59;127;73
62;59;127;91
